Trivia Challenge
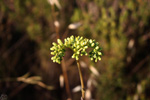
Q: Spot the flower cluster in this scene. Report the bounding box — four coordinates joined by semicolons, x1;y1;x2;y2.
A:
50;39;65;64
88;39;102;62
50;35;102;64
64;36;89;60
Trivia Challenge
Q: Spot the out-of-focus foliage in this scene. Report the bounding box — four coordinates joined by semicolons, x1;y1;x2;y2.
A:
71;0;150;100
0;0;150;100
0;0;60;99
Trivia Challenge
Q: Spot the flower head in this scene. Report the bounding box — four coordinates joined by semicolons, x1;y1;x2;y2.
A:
50;35;102;64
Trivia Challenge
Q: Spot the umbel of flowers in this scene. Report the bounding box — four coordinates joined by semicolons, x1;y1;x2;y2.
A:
50;35;102;64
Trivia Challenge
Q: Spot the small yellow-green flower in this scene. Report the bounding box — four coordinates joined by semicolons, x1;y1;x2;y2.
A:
50;35;102;64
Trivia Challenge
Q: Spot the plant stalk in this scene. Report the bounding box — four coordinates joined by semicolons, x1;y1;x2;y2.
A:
61;59;71;99
76;60;85;100
51;5;71;99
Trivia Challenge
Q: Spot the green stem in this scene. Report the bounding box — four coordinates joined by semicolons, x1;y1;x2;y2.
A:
76;60;85;99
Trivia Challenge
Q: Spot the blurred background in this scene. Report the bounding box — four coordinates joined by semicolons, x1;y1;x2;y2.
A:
0;0;150;100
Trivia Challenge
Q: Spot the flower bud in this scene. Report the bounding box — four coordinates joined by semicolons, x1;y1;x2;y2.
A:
84;46;88;49
91;43;95;47
72;54;75;58
50;47;54;50
93;54;96;58
95;59;97;62
57;39;63;45
95;46;99;50
77;45;80;49
85;53;88;56
51;52;54;55
98;57;101;60
89;39;92;43
52;42;57;46
76;56;79;60
76;51;80;54
98;52;102;55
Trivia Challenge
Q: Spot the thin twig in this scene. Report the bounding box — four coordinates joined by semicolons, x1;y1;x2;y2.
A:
9;83;28;98
51;4;71;99
61;59;72;99
129;56;149;75
2;35;28;58
0;76;54;90
62;28;69;39
51;5;59;39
